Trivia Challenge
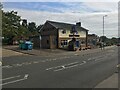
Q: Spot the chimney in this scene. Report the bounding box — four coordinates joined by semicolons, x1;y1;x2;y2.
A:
76;22;81;27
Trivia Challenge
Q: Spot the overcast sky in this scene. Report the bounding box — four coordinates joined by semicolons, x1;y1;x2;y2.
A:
3;1;118;38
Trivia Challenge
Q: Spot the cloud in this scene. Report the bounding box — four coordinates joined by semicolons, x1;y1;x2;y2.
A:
3;2;118;38
80;11;118;37
3;0;120;2
3;2;118;13
83;2;118;12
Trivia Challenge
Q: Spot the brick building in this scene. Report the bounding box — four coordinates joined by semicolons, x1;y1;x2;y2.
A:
33;20;89;49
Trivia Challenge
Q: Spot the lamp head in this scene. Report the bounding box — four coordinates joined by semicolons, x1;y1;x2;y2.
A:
104;15;107;17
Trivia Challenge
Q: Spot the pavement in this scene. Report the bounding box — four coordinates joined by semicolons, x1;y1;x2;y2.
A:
95;73;118;88
95;46;119;88
3;45;69;56
2;45;119;88
2;45;116;57
2;48;24;57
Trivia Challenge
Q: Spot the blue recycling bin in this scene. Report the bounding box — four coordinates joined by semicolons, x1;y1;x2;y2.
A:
22;43;28;50
19;41;33;50
24;41;33;50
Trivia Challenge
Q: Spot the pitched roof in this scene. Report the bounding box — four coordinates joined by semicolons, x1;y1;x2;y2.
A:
40;20;89;32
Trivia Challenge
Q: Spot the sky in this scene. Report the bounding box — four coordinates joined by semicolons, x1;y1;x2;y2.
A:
2;1;118;38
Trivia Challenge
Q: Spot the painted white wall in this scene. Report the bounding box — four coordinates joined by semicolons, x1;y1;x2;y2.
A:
59;29;86;38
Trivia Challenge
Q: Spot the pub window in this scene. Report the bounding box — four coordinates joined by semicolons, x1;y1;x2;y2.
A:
61;40;68;46
62;29;66;34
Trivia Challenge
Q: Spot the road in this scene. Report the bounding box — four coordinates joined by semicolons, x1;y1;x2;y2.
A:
2;46;118;88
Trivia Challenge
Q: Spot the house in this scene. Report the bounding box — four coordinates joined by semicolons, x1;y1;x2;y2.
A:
87;34;100;48
33;20;89;49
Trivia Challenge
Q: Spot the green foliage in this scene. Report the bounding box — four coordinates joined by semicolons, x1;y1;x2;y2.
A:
2;10;39;45
28;22;40;36
0;2;3;10
22;19;27;27
100;36;118;46
2;11;21;44
28;22;36;32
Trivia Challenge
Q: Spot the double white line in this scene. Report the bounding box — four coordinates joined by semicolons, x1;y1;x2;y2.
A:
46;62;79;71
54;61;86;72
46;61;87;72
0;74;29;86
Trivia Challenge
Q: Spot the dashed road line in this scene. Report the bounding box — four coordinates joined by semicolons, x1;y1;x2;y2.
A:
33;61;39;64
2;53;112;69
0;61;2;66
2;65;12;69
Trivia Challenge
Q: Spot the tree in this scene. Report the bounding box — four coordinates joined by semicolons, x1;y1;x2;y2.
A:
0;2;3;10
100;36;108;42
2;10;40;45
36;25;43;33
22;19;27;27
2;11;21;44
28;22;36;32
0;3;2;37
28;22;39;36
110;37;118;45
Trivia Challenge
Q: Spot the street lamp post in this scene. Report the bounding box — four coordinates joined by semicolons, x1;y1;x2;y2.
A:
39;35;41;49
102;15;107;49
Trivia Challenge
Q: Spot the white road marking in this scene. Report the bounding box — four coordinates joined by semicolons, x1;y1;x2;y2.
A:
14;64;22;67
88;56;105;61
54;61;86;72
46;62;79;71
41;61;46;62
0;74;29;86
88;58;93;61
62;66;65;68
33;61;39;64
46;61;87;72
24;74;29;79
82;61;86;63
0;61;2;66
0;75;21;81
54;64;78;72
52;58;57;60
65;62;79;66
46;65;62;71
94;55;110;61
49;59;54;61
2;65;12;68
25;62;32;65
45;59;51;61
21;62;27;65
65;56;70;58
